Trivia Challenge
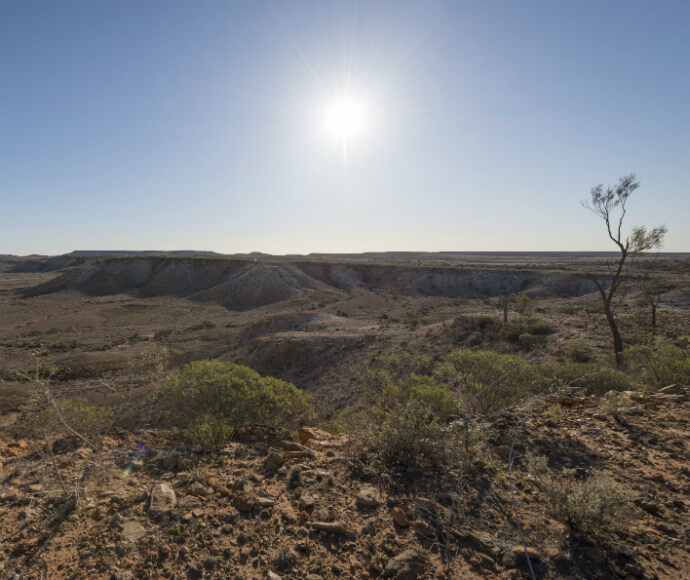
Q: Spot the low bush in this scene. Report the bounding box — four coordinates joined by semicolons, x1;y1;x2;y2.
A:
555;304;579;315
518;332;543;350
626;342;690;388
499;318;554;343
527;455;630;533
449;349;542;413
565;341;593;363
161;361;313;445
538;362;635;396
32;398;113;439
347;358;462;472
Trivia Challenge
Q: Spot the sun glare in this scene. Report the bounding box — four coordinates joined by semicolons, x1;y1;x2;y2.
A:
317;93;373;158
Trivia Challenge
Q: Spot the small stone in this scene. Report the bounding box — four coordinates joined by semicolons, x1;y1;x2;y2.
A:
265;451;284;472
355;488;380;509
122;520;146;542
299;494;316;509
311;521;346;534
149;483;176;513
510;545;541;561
410;520;435;539
267;572;281;580
391;507;409;527
382;549;426;579
298;427;331;444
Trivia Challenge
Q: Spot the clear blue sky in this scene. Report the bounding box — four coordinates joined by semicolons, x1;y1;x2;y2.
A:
2;1;689;254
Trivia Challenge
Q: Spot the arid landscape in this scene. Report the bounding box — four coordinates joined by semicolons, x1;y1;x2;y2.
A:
1;251;689;579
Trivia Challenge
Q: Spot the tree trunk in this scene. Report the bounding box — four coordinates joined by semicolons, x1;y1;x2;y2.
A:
604;303;624;368
650;301;657;328
503;304;508;323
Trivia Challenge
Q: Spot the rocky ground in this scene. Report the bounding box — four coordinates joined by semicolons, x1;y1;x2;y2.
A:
1;386;688;580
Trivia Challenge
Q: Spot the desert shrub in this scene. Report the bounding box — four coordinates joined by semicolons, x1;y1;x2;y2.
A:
555;304;579;315
516;294;532;313
449;349;543;413
538;363;635;396
499;318;554;343
565;341;593;363
626;342;690;388
154;329;174;341
32;398;113;439
404;309;420;330
448;315;499;342
518;332;543;350
189;320;215;331
599;392;642;422
375;404;460;472
162;361;313;445
348;366;461;471
527;455;630;532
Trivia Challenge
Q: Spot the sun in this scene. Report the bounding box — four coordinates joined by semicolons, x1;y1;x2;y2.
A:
322;97;367;140
317;93;373;157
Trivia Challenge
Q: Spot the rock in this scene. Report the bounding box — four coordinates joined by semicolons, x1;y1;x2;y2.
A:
149;483;176;513
265;451;284;472
280;441;309;452
510;545;541;561
311;521;347;534
382;550;426;579
255;496;275;508
267;572;281;580
658;384;683;395
298;427;331;445
122;520;146;542
390;507;409;527
299;494;316;509
355;488;380;509
234;493;255;513
410;520;435;539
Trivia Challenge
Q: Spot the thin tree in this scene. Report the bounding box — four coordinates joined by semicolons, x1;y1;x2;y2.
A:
494;291;512;323
642;279;664;329
583;174;667;367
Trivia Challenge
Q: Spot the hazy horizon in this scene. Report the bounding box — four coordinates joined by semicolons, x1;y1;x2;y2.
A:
2;1;689;254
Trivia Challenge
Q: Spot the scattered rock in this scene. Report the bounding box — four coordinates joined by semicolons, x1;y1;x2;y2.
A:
410;520;435;539
390;507;409;527
149;483;177;513
355;487;380;509
122;520;146;542
265;451;284;472
311;521;347;534
382;549;427;579
298;427;331;445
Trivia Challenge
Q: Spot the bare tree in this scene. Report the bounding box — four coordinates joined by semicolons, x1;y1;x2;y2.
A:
642;280;664;329
583;174;667;367
494;291;512;323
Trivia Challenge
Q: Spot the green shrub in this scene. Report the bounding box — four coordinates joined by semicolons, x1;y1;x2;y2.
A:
375;404;460;471
527;456;630;532
566;342;593;363
404;309;420;330
555;304;579;315
449;349;542;413
189;320;216;331
162;361;313;445
348;361;462;472
499;318;554;342
32;398;113;438
518;332;543;350
538;362;635;396
626;342;690;388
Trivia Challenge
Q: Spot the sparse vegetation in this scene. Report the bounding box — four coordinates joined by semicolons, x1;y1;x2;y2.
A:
161;361;313;445
527;455;630;533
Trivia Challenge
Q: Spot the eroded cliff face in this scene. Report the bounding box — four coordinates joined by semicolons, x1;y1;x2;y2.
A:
19;256;599;310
